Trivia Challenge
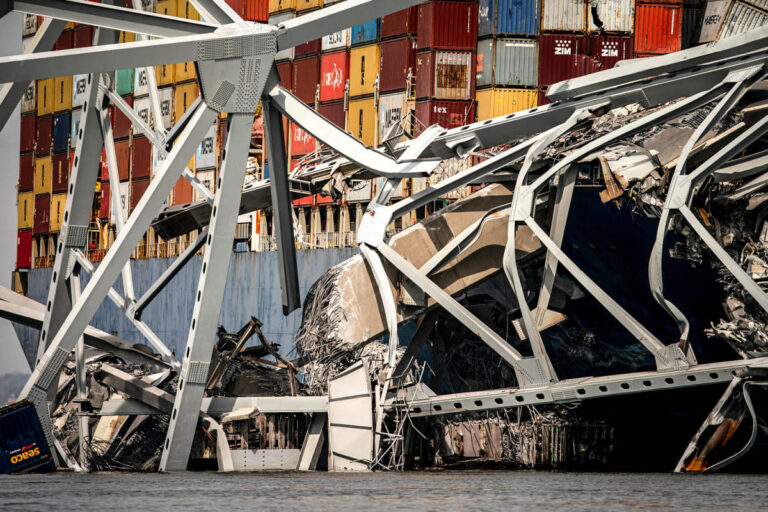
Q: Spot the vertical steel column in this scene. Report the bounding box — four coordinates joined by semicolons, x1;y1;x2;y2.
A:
159;114;253;471
70;265;89;472
263;98;301;314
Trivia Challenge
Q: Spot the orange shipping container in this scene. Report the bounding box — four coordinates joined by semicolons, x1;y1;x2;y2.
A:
635;3;682;55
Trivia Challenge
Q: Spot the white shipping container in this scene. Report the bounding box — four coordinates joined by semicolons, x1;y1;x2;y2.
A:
112;181;130;225
158;86;173;130
434;51;473;100
542;0;586;32
719;1;768;40
196;121;218;170
21;39;36;113
270;13;296;61
587;0;633;33
71;108;82;149
193;169;216;202
744;0;768;11
133;96;152;135
322;28;350;51
412;177;428;195
134;67;150;97
72;74;88;108
378;92;407;143
699;0;731;42
22;14;37;36
495;38;538;87
346;179;372;202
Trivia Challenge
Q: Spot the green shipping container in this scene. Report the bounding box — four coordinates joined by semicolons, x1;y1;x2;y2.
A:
115;69;134;96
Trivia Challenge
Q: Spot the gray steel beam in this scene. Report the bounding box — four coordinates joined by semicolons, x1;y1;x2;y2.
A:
188;0;243;25
14;0;217;38
263;98;301;314
0;17;66;132
159;114;253;472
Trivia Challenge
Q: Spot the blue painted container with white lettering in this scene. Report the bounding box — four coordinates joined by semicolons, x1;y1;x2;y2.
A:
0;401;56;474
478;0;494;38
351;19;379;46
497;0;539;36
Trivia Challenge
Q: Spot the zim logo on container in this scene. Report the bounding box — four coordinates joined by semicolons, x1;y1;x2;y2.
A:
601;42;619;58
554;40;573;56
10;445;41;464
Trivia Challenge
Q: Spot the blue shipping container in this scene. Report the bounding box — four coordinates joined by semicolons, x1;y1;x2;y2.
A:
351;19;379;45
53;110;71;154
497;0;539;36
0;401;56;474
478;0;494;37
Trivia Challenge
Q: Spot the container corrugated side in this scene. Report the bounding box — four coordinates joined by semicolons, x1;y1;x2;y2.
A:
50;193;66;232
349;44;380;97
322;28;349;51
475;39;494;87
133;135;153;179
320;50;348;101
20;114;35;153
743;0;768;10
269;0;295;13
347;97;376;147
719;1;768;40
19;152;34;191
414;99;474;136
17;230;32;269
18;192;34;231
381;7;417;39
682;7;702;49
478;0;494;37
541;0;586;33
588;0;633;33
476;88;537;121
497;0;539;36
379;38;415;93
538;34;587;88
699;0;730;43
586;35;633;74
418;1;478;51
634;3;682;54
34;156;51;196
495;38;538;87
33;194;50;234
379;92;407;142
319;101;345;130
351;19;379;46
416;50;474;100
0;401;55;474
53;111;70;154
51;152;69;193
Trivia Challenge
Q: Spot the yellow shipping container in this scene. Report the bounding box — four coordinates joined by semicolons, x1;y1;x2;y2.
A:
349;44;380;98
18;191;34;230
34;156;52;196
119;31;136;44
174;81;199;123
295;0;322;12
475;88;537;122
155;0;177;85
50;193;67;233
157;0;176;17
347;97;376;147
54;76;72;112
175;0;200;81
269;0;295;13
37;78;54;116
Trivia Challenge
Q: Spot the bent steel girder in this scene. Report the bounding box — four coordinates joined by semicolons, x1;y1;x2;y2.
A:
649;66;765;353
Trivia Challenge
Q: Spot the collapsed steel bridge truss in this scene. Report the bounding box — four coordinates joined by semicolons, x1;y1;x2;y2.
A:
1;0;767;472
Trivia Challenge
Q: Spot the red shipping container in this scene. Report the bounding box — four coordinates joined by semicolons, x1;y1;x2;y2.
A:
415;50;475;100
380;38;416;93
242;0;268;22
100;181;110;219
110;95;133;140
381;6;418;40
20;114;36;153
293;56;320;105
319;51;348;102
538;34;587;88
417;1;478;51
74;25;93;49
277;60;293;88
538;89;550;106
132;135;152;179
319;101;345;130
291;122;316;156
172;176;194;205
100;148;109;182
586;35;633;74
35;115;53;157
54;30;73;51
635;3;682;55
19;152;35;191
34;194;50;234
115;139;131;181
414;99;474;136
51;152;69;193
17;230;32;269
130;178;149;213
295;39;321;58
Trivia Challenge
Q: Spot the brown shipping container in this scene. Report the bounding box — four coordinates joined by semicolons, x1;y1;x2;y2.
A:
132;135;152;179
414;100;474;136
243;0;269;22
295;38;321;58
635;3;682;55
115;139;131;181
74;25;93;48
381;7;418;40
277;60;293;88
416;50;474;100
51;152;69;193
19;152;35;191
380;38;416;93
586;35;633;74
36;115;53;157
293;56;320;105
54;30;73;51
130;179;150;213
17;230;32;269
172;176;194;206
538;34;587;88
318;101;345;130
110;95;134;140
34;194;50;234
100;181;111;219
20;114;35;153
417;1;478;51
